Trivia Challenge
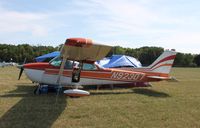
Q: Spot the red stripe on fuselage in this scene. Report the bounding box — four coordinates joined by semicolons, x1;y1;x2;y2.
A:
24;62;59;70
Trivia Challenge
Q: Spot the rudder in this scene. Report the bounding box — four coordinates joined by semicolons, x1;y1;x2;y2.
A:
147;50;177;74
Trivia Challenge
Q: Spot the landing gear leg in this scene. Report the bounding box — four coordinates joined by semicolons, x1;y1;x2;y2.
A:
56;85;62;94
34;84;41;95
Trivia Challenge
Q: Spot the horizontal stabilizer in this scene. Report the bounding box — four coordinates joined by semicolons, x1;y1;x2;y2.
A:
147;76;178;82
147;76;170;80
166;77;179;82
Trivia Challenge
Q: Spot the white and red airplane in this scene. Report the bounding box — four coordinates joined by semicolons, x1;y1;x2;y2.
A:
18;38;177;97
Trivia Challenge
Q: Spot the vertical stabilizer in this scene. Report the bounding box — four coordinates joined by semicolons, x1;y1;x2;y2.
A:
146;50;177;74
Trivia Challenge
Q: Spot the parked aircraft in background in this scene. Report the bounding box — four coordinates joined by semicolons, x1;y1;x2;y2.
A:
0;61;16;67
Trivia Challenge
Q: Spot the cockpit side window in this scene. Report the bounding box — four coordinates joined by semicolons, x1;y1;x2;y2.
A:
82;63;97;70
50;56;73;69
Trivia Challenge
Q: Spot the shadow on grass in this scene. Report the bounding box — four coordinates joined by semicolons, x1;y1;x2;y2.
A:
90;88;170;98
132;88;170;97
90;91;134;95
0;85;67;128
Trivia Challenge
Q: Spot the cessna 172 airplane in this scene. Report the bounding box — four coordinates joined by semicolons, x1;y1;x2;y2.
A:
18;38;177;97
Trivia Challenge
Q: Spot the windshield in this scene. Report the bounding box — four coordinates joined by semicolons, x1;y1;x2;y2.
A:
82;63;97;70
49;56;61;67
49;56;72;69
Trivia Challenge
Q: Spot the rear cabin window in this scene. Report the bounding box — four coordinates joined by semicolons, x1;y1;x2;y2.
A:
64;61;73;69
50;57;96;70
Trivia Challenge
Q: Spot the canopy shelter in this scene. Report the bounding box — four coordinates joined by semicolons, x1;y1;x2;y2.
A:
96;55;142;68
35;52;141;68
35;51;60;62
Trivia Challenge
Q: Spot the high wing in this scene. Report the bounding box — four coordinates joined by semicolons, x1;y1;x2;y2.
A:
60;38;112;62
56;38;112;84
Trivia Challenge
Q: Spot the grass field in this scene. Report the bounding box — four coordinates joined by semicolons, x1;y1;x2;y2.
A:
0;67;200;128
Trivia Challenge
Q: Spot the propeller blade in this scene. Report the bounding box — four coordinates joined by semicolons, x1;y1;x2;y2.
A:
18;58;26;80
18;67;24;80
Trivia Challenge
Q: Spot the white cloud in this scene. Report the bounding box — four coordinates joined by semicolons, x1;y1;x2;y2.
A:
85;0;159;32
157;32;200;53
73;0;200;54
0;0;199;53
0;5;49;37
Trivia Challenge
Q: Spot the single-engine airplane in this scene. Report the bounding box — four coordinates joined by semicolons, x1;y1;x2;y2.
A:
18;38;177;97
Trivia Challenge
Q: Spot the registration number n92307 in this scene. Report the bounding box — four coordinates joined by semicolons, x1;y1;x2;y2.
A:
111;72;145;81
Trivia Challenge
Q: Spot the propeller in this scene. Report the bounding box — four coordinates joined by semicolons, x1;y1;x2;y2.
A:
18;58;26;80
18;66;24;80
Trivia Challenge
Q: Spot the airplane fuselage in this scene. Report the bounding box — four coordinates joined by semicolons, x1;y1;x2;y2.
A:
23;62;161;86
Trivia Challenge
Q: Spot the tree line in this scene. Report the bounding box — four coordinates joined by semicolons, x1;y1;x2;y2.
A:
108;46;200;67
0;44;58;63
0;44;200;67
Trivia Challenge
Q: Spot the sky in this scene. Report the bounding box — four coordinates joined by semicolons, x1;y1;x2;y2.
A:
0;0;200;54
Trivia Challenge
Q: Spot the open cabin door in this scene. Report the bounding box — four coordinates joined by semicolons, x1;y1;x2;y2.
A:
71;61;83;83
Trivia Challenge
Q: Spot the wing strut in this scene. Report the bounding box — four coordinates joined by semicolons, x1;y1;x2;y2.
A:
56;57;67;84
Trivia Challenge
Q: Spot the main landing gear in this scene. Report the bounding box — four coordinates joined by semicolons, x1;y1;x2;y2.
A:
34;84;49;95
34;84;41;95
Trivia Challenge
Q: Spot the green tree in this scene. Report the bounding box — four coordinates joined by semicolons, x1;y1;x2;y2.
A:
137;47;163;66
174;53;185;67
194;54;200;66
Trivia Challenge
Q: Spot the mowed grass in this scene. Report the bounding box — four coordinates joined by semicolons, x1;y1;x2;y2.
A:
0;67;200;128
